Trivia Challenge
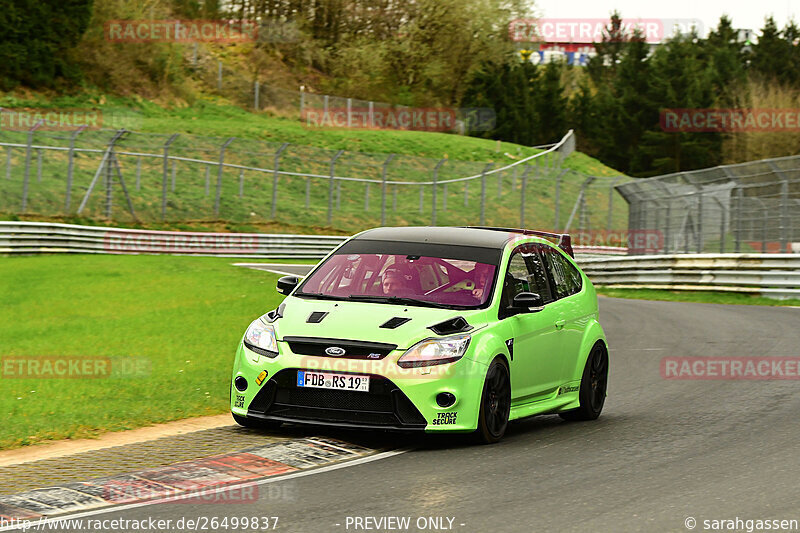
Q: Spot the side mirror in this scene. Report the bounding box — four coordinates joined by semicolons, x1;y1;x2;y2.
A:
277;275;299;295
512;292;544;313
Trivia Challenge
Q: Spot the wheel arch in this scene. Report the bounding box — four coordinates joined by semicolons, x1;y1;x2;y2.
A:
567;319;608;381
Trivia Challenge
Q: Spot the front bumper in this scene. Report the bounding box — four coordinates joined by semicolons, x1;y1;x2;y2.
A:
230;341;487;432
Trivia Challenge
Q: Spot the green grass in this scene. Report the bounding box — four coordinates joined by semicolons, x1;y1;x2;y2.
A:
597;288;800;307
0;96;628;235
0;254;285;450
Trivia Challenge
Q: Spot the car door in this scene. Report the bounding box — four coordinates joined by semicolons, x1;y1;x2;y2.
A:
501;245;563;403
539;245;586;381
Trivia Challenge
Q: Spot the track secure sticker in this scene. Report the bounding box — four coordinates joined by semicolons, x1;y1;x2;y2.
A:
431;412;458;425
558;385;579;396
234;394;245;408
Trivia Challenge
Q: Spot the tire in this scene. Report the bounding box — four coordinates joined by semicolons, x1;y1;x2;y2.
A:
474;358;511;444
232;412;282;430
559;343;608;422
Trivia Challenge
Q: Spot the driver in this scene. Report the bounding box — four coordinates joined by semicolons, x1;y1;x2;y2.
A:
381;269;407;295
471;265;491;300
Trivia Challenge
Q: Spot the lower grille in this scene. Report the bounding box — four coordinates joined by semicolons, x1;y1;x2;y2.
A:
247;369;426;429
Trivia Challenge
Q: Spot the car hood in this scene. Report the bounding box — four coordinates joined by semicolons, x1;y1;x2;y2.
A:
274;296;486;350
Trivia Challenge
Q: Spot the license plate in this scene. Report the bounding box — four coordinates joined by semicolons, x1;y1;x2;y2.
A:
297;371;370;392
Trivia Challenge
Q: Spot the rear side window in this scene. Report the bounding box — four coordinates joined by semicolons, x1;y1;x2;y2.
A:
542;246;582;299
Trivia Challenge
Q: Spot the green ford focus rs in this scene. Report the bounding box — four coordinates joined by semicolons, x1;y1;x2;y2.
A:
231;226;609;443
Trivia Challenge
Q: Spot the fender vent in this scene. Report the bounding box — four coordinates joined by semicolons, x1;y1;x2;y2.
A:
380;317;411;329
306;311;329;323
428;316;473;335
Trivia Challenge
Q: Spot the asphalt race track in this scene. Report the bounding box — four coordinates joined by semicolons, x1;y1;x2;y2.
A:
34;291;800;533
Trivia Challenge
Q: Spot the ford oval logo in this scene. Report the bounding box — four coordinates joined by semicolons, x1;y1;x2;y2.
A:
325;346;346;357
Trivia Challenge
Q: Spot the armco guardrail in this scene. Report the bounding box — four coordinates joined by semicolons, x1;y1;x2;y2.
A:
581;253;800;299
3;222;797;299
0;221;346;259
0;222;623;259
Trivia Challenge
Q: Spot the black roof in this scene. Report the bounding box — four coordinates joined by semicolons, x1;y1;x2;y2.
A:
353;226;520;249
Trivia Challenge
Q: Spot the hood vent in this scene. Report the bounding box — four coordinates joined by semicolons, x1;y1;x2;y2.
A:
428;316;473;335
306;311;329;323
380;317;411;329
265;303;286;323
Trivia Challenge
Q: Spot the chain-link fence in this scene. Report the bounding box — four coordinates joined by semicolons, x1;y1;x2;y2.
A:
0;126;628;234
617;156;800;254
187;45;494;133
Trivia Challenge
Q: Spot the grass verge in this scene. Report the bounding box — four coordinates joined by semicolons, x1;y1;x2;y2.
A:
0;254;284;450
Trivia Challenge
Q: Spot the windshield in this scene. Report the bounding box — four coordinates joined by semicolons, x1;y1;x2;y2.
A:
296;252;498;308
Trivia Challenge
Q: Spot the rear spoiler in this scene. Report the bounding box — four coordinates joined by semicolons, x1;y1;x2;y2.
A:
466;227;574;258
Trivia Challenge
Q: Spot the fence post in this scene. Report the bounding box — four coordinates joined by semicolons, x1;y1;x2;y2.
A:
64;125;86;212
327;149;344;225
607;177;622;231
780;177;789;253
161;134;179;220
36;149;42;183
299;85;305;118
347;98;352;128
5;147;11;180
553;160;560;230
718;198;726;253
380;154;394;226
479;163;493;225
254;81;260;110
520;165;531;227
735;187;743;253
432;158;446;225
497;169;503;199
270;142;289;219
369;101;375;128
214;137;235;217
21;120;43;212
217;61;222;90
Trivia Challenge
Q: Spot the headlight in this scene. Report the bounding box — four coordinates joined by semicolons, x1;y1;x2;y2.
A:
397;334;471;368
243;317;278;357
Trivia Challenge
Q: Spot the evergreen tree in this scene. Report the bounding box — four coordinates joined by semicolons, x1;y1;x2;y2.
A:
0;0;93;89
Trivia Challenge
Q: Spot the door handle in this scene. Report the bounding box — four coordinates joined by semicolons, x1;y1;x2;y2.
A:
554;319;565;330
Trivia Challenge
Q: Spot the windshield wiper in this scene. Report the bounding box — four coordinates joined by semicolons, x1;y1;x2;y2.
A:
295;292;345;301
346;295;450;309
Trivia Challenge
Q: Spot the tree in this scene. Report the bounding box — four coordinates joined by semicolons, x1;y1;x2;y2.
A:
638;32;721;175
0;0;93;89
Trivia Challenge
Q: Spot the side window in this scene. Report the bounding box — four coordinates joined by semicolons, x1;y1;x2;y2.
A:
524;250;555;304
500;252;530;308
541;246;582;299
